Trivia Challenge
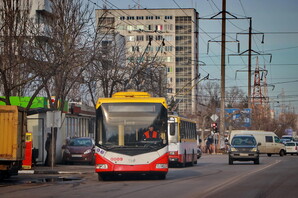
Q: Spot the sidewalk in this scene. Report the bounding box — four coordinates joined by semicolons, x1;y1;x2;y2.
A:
18;164;95;175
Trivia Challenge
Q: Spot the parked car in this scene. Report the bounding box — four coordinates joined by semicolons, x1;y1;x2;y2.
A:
228;134;260;165
197;147;202;159
285;142;298;155
62;137;95;165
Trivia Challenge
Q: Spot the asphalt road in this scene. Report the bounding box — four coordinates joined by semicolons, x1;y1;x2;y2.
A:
1;154;298;198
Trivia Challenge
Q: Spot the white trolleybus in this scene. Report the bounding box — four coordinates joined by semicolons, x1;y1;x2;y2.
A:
168;115;198;167
94;91;169;180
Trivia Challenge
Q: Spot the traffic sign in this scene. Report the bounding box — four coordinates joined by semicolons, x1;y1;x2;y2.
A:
211;114;218;122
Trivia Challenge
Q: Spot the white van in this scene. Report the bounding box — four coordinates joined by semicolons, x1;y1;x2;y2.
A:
229;130;286;156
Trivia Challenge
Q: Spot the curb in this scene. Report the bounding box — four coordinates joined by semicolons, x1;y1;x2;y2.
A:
18;170;89;174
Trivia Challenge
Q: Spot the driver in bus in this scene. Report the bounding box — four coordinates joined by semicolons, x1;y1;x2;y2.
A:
142;125;160;140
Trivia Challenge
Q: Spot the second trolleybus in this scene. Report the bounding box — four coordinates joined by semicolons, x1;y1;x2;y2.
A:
94;91;169;180
168;114;198;167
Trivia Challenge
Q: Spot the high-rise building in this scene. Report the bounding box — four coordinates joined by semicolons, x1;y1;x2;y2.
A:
96;8;199;115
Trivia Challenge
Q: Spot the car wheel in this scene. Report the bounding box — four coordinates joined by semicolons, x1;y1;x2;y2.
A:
279;150;285;157
267;153;272;157
254;158;260;164
229;156;233;165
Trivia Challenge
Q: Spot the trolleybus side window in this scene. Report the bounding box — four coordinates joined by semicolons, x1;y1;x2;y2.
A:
170;123;176;136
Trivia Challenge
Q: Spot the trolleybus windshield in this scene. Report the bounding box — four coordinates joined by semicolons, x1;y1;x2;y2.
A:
96;103;168;149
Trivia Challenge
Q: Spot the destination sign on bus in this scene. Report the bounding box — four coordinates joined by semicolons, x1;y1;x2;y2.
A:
108;105;156;112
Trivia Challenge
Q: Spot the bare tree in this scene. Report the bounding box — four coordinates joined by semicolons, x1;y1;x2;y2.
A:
124;39;167;97
34;0;93;110
225;86;245;108
85;32;128;105
0;0;39;106
26;0;94;166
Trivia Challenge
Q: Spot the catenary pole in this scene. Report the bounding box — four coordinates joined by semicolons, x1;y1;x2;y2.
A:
220;0;226;141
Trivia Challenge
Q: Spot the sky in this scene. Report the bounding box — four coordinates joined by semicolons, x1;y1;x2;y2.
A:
86;0;298;114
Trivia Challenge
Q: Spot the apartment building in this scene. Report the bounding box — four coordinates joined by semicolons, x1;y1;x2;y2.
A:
95;8;199;115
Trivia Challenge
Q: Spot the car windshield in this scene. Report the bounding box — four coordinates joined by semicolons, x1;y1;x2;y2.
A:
69;138;92;146
231;136;256;146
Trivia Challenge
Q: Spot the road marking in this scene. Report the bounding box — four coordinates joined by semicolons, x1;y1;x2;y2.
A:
201;160;281;198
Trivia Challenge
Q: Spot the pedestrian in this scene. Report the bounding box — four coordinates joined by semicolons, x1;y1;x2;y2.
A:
205;138;211;154
205;135;214;154
45;133;51;166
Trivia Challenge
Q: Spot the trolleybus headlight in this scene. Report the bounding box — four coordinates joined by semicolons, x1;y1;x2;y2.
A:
169;151;178;156
96;164;108;169
156;163;168;169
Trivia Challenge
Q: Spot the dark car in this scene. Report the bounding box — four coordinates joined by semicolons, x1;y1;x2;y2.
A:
228;134;260;165
62;137;95;165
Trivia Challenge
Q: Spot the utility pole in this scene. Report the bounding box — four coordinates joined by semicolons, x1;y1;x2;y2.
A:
248;18;252;109
220;0;226;138
230;20;272;111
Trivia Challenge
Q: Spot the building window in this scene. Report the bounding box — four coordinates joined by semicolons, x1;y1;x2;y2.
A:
146;35;153;41
164;24;173;31
175;16;192;23
165;16;173;20
147;46;154;52
165;46;173;51
155;16;161;19
117;25;125;30
136;35;144;41
127;25;134;31
155;25;163;31
146;16;154;20
155;35;163;41
132;46;140;52
120;16;125;20
164;56;173;62
136;25;144;31
99;17;115;30
136;16;144;20
164;35;173;41
126;36;135;42
127;16;135;20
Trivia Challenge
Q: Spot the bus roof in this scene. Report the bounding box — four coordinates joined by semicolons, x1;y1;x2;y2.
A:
96;91;168;109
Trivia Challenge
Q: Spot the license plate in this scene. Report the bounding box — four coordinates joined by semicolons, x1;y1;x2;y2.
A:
240;153;248;156
72;154;82;157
